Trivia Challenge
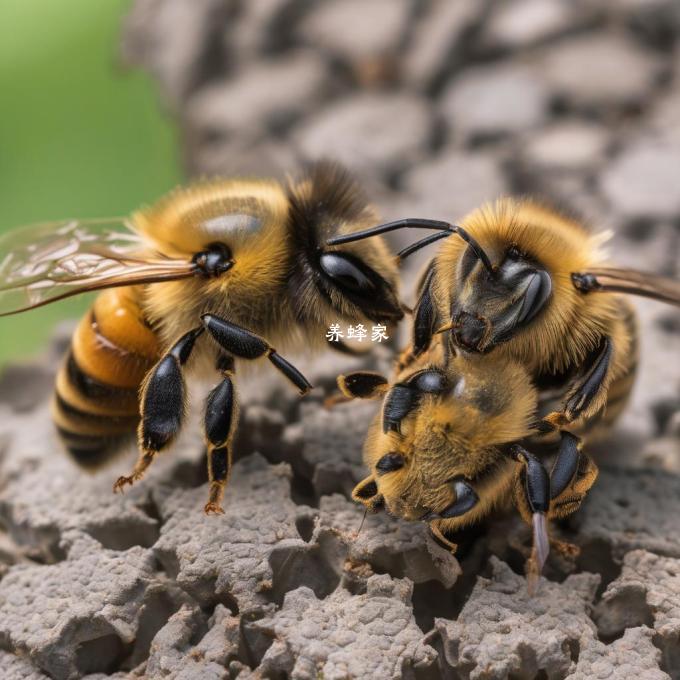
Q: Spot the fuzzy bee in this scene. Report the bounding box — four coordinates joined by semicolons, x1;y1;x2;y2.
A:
0;161;403;513
336;335;598;587
328;199;680;435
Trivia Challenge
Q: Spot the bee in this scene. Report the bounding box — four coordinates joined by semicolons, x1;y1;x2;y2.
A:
335;335;599;589
0;161;403;513
327;199;680;435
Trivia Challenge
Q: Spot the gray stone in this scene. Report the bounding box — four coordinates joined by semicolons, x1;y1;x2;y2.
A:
403;0;482;87
433;557;600;679
298;0;410;64
151;454;315;613
314;493;462;588
144;603;240;679
186;50;328;142
541;32;663;111
0;534;190;680
600;140;680;220
0;651;50;680
571;626;669;680
595;550;680;649
572;466;680;560
523;121;610;171
483;0;575;49
441;62;550;140
294;94;432;181
402;150;507;223
254;574;437;679
121;0;231;109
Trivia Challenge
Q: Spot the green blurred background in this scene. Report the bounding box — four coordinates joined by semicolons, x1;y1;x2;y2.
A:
0;0;181;366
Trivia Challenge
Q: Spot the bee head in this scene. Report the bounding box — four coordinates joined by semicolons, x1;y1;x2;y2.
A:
448;244;552;353
287;160;403;327
350;353;537;529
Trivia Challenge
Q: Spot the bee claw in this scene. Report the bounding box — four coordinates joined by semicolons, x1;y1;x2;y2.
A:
204;502;225;515
113;476;135;493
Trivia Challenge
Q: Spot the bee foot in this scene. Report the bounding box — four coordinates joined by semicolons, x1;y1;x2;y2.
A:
113;475;135;493
204;501;225;515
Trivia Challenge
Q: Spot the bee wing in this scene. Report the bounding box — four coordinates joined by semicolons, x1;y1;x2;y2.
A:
0;218;197;316
573;267;680;307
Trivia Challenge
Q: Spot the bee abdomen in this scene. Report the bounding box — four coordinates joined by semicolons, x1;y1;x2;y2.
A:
53;288;160;467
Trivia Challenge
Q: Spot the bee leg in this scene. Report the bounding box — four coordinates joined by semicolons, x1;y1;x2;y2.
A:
548;431;598;521
325;371;388;408
201;314;313;394
412;265;438;357
203;370;239;515
113;327;204;493
510;444;550;591
427;523;459;553
545;336;613;427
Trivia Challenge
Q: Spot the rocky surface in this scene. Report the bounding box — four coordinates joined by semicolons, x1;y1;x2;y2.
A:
1;0;679;678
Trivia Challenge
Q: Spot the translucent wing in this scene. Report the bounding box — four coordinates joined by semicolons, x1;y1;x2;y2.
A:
573;267;680;307
0;218;197;316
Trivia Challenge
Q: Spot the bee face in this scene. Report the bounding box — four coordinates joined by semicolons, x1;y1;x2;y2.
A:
450;245;552;353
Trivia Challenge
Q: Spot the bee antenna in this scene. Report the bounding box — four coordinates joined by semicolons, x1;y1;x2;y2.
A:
326;219;495;276
356;506;369;538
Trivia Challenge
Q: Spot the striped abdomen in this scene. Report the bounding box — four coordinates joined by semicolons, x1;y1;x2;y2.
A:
52;287;160;467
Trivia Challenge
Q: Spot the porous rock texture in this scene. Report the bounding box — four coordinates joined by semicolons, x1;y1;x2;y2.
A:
1;0;680;678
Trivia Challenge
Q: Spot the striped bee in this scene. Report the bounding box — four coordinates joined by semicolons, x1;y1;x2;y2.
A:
0;162;402;513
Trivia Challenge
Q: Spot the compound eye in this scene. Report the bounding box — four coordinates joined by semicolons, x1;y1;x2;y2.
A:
376;453;405;474
319;252;375;293
411;370;447;393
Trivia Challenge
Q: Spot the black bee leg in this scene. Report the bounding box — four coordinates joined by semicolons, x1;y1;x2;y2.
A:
548;431;598;521
325;371;389;408
201;314;313;394
510;444;550;590
203;369;239;515
412;265;438;357
113;327;204;493
545;336;613;427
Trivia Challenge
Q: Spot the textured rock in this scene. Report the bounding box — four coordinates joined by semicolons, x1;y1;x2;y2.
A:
294;94;432;181
441;63;550;140
541;33;663;111
571;466;680;560
522;121;610;171
298;0;411;67
401;151;507;223
151;454;312;613
144;603;241;679
0;534;190;680
600;140;680;220
571;626;669;680
254;574;437;679
595;550;680;653
482;0;575;49
315;493;462;589
402;0;482;87
434;557;600;679
186;50;328;142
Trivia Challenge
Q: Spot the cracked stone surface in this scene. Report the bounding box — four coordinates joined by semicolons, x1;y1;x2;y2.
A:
1;0;680;677
254;574;437;680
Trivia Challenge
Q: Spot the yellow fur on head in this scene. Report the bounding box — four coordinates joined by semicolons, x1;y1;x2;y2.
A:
433;198;622;375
